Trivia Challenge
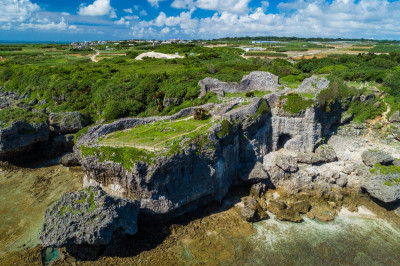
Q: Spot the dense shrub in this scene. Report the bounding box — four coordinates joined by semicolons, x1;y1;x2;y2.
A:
279;94;314;114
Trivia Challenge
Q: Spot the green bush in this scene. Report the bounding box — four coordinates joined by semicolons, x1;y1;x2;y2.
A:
245;91;254;97
256;99;269;116
193;108;209;120
317;75;359;108
216;120;231;138
280;94;314;114
0;108;48;127
349;98;386;123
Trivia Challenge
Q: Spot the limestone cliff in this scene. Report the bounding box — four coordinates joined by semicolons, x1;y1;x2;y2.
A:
77;92;342;222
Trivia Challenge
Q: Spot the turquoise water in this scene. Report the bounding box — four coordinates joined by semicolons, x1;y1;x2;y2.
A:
179;214;400;266
248;216;400;265
43;247;59;265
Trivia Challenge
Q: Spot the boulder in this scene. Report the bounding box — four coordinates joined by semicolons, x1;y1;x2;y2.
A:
389;111;400;123
373;102;381;108
60;152;81;167
198;77;239;97
198;71;279;98
250;182;267;198
263;152;298;186
360;94;375;103
288;200;311;214
297;145;337;165
391;123;400;141
336;175;348;187
361;150;394;167
274;208;303;222
267;200;303;222
240;197;268;222
309;204;336;222
361;175;400;203
239;71;279;92
340;111;353;125
49;112;89;134
40;186;140;247
297;76;329;95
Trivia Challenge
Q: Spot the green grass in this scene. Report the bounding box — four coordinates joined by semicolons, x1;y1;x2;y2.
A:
279;94;314;114
370;163;400;186
225;90;270;98
244;52;288;57
100;117;212;148
280;75;302;89
0;108;48;127
80;145;156;170
74;126;90;144
369;45;400;53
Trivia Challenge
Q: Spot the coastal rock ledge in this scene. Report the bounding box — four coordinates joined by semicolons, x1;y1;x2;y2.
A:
40;186;140;247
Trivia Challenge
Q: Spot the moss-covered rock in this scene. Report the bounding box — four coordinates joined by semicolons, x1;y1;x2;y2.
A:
40;186;140;247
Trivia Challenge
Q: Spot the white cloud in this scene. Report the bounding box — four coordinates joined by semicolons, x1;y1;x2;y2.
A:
261;1;269;12
78;0;116;18
61;12;70;16
18;17;78;31
115;17;130;26
171;0;250;14
123;8;133;14
124;15;139;20
0;23;12;30
0;0;40;23
134;0;400;39
148;0;167;8
140;10;148;16
161;27;170;34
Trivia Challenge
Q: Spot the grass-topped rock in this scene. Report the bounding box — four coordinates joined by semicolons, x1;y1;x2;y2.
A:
0;108;48;128
49;111;90;134
40;186;140;247
279;93;314;114
362;163;400;203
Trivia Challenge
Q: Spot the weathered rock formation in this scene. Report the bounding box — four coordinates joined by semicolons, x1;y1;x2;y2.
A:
297;76;329;95
361;150;394;167
0;111;89;162
77;89;345;223
49;112;90;134
198;71;279;97
40;186;140;247
0;121;49;161
240;197;268;222
360;150;400;204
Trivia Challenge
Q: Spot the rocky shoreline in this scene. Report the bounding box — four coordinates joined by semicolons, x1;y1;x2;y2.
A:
1;72;400;262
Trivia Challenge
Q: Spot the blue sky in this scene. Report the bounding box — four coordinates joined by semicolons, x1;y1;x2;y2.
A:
1;0;400;42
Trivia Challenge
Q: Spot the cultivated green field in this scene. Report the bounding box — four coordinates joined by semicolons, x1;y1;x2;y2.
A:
99;116;213;149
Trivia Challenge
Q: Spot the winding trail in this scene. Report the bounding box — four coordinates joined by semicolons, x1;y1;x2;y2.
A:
90;50;100;62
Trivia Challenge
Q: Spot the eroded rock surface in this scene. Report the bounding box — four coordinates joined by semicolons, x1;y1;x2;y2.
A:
198;71;279;97
49;112;89;134
297;76;329;95
0;121;49;161
40;186;139;247
361;150;394;167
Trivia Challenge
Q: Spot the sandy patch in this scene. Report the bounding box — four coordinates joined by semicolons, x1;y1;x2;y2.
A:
339;206;377;218
135;52;184;60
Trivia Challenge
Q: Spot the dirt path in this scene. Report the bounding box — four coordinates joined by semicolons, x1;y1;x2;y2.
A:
382;101;391;123
90;50;100;62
